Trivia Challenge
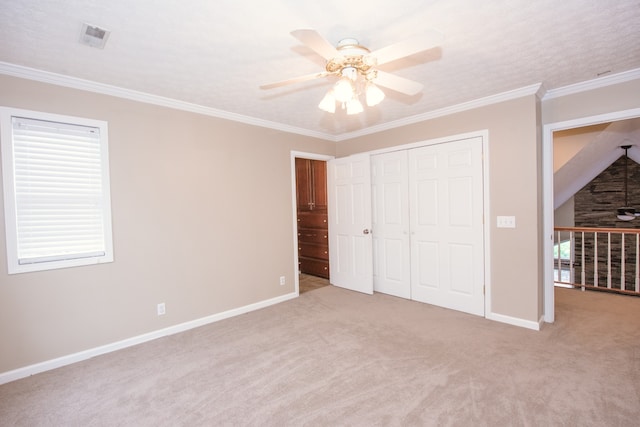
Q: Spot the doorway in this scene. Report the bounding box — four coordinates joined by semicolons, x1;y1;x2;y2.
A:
542;107;640;322
291;152;334;294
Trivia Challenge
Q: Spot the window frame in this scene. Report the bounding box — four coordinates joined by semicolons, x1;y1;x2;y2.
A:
1;107;114;274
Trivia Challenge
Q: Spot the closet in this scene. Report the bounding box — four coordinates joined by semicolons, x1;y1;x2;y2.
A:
370;137;485;316
295;158;329;279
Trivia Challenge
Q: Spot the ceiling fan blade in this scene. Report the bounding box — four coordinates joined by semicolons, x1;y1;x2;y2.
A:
371;30;444;66
582;212;614;217
260;71;331;90
373;71;423;96
290;29;340;60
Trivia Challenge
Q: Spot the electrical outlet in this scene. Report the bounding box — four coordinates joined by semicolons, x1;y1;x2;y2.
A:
279;276;286;286
157;302;166;316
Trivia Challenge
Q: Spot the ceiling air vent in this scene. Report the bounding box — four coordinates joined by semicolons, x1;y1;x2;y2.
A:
79;23;110;49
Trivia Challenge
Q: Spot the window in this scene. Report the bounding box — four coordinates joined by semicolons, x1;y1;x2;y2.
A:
554;240;571;260
1;107;113;274
553;239;572;285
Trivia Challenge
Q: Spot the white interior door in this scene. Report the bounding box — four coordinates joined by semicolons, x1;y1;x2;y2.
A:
327;154;373;294
409;138;485;316
371;151;411;299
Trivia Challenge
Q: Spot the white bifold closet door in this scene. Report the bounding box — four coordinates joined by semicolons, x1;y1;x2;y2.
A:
371;150;411;299
371;137;485;316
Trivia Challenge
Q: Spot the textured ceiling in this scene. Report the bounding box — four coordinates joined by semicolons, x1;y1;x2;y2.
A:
1;0;639;139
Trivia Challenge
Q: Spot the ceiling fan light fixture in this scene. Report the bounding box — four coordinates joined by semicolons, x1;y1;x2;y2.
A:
340;66;358;81
346;98;364;115
365;83;385;107
318;90;336;113
333;78;354;103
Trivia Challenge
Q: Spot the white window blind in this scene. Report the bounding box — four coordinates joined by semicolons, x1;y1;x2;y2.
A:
1;108;113;274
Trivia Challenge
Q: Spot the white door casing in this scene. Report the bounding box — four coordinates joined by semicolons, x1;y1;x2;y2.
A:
371;150;411;299
409;138;485;316
327;153;373;294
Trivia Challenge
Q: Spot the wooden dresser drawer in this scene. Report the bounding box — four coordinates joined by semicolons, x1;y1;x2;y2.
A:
298;228;328;244
299;257;329;278
297;212;328;229
298;242;329;260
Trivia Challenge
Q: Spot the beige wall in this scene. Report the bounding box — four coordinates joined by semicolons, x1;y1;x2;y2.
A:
542;79;640;125
0;75;334;373
338;96;543;323
554;198;575;229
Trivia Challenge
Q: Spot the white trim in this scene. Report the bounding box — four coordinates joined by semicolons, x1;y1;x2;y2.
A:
290;151;334;294
1;107;114;274
542;107;640;324
365;130;489;155
335;84;544;141
485;312;543;331
543;68;640;101
481;132;492;320
0;291;298;385
0;62;334;142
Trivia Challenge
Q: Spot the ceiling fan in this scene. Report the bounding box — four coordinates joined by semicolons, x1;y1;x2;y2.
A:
616;145;639;221
260;29;443;114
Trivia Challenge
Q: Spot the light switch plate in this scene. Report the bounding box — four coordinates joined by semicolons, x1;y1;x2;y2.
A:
497;216;516;228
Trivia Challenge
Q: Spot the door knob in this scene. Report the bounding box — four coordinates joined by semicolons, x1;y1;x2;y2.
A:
363;229;370;234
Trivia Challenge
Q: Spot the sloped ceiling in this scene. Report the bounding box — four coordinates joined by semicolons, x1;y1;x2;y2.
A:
1;0;639;140
554;118;640;209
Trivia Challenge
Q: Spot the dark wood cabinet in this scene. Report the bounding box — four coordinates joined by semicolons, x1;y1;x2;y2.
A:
296;158;327;211
295;158;329;279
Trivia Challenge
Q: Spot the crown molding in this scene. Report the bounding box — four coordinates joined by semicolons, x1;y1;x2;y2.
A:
0;62;336;141
543;68;640;101
336;83;544;141
4;60;638;143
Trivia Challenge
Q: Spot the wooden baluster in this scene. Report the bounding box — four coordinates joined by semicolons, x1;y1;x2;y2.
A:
607;232;612;289
570;231;575;286
594;232;598;289
581;231;585;292
636;234;640;293
621;233;626;291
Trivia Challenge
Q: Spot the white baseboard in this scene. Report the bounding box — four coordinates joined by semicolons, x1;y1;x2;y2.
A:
0;292;298;385
486;311;542;331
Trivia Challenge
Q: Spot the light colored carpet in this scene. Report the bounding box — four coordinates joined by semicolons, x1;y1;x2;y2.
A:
1;286;639;426
299;273;329;294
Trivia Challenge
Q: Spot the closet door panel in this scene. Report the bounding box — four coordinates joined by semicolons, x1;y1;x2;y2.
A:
449;243;474;294
371;151;411;299
415;240;440;289
409;138;485;316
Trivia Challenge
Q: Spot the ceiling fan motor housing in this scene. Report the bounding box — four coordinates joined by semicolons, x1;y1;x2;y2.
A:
325;39;376;79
